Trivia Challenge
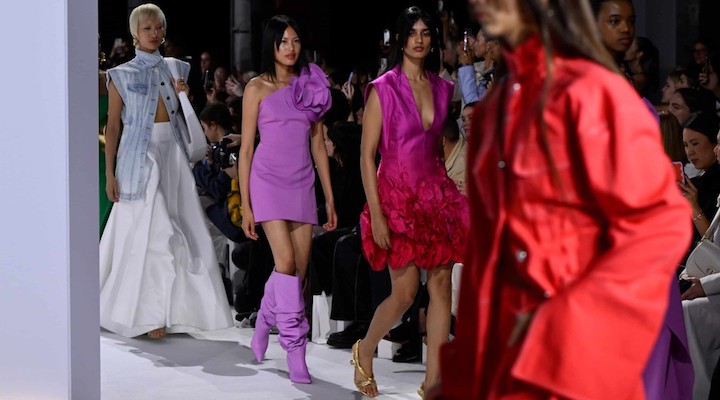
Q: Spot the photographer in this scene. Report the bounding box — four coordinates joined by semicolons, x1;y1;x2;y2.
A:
192;102;244;243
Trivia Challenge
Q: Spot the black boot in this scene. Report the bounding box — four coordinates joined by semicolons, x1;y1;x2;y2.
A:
327;321;369;348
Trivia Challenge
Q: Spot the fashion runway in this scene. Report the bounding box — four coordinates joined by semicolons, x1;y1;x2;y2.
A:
101;325;425;399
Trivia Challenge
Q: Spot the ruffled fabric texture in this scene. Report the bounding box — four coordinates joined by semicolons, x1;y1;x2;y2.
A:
285;63;331;122
360;169;469;271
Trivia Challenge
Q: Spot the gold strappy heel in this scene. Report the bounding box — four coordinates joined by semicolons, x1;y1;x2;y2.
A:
351;339;378;397
418;382;425;399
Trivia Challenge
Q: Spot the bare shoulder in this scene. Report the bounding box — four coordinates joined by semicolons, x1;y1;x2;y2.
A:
246;74;278;100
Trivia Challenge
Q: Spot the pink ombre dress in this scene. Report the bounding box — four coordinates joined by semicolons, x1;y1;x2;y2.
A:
249;63;331;224
360;66;469;271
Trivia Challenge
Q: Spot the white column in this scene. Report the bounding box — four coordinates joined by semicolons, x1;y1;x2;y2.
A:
0;0;99;399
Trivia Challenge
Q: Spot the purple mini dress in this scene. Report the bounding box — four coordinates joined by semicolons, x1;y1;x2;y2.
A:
249;63;331;225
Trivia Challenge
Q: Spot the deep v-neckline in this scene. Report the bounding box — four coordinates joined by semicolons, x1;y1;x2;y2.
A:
402;71;436;132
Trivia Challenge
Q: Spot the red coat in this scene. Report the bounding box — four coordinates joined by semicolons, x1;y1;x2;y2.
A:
440;36;692;399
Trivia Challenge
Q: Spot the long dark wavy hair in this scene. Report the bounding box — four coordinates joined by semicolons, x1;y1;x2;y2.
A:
386;6;441;74
491;0;619;190
259;15;310;82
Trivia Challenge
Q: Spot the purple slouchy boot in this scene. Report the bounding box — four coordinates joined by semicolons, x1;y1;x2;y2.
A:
273;272;312;384
251;271;277;362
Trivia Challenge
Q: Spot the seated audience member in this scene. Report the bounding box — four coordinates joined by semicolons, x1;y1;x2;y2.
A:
231;225;275;320
311;121;365;297
459;101;477;139
682;267;720;400
685;38;717;85
698;56;720;106
206;66;229;105
442;117;467;194
192;103;244;243
660;111;697;179
678;112;720;247
682;130;720;400
326;229;391;349
669;87;718;127
227;96;243;134
660;111;689;163
659;69;694;112
324;122;384;349
439;38;462;113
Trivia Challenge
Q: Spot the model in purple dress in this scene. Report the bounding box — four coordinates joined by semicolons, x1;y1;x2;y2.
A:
237;15;336;384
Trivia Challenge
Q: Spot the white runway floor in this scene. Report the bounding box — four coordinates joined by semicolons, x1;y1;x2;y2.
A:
101;325;426;400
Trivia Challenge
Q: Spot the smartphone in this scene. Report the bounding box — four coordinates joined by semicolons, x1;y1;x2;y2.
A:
382;29;390;47
348;71;354;85
672;161;685;184
463;30;469;52
437;0;443;11
679;277;693;294
703;56;711;74
203;69;213;91
114;37;122;48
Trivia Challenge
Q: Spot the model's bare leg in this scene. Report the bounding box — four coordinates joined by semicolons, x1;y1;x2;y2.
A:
353;263;420;397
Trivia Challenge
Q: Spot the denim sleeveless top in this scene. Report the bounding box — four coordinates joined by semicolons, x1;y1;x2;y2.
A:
106;49;191;200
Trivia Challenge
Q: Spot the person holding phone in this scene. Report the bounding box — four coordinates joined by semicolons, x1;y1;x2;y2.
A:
681;118;720;398
457;25;496;104
698;56;720;100
434;0;692;399
679;112;720;239
238;14;336;384
351;6;468;398
100;3;233;339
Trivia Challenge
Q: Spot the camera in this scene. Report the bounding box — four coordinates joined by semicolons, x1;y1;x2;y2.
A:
210;137;238;169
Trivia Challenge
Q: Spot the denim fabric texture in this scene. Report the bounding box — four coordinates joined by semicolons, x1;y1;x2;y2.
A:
106;49;191;200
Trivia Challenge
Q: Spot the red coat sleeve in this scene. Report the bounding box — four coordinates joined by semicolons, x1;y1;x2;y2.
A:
511;71;692;399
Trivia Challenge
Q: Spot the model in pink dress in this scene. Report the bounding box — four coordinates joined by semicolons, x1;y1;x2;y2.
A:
351;7;468;399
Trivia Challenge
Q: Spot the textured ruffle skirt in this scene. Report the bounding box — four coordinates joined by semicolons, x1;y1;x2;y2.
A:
360;164;469;271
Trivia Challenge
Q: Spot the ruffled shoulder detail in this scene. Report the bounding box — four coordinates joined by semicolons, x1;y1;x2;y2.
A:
285;63;332;122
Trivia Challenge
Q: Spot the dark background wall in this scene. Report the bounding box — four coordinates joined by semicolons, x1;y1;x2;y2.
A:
99;0;472;76
100;0;718;79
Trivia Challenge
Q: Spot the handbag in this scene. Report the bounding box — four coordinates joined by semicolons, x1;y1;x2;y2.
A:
166;58;206;163
685;208;720;277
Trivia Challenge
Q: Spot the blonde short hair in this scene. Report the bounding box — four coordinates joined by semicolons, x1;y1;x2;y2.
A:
129;3;166;47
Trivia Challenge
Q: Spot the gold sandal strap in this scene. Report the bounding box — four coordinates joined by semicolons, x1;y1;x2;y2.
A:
352;341;375;381
355;377;376;387
354;363;374;381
